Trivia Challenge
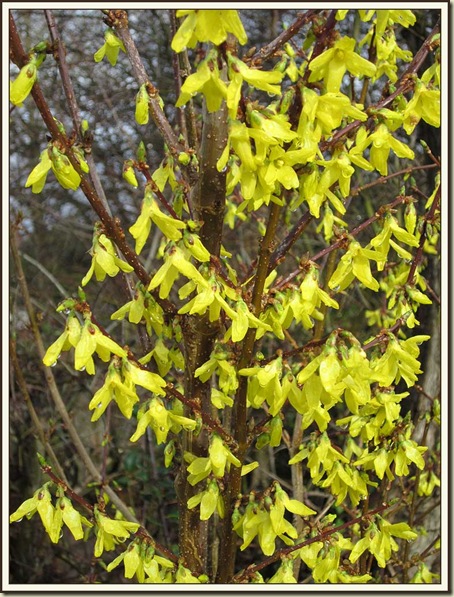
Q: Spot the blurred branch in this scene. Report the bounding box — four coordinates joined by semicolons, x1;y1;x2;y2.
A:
10;337;68;483
20;251;68;297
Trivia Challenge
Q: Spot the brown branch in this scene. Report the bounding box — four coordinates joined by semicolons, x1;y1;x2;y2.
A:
165;384;237;450
326;21;440;150
139;170;180;220
43;9;112;217
10;13;175;316
42;464;94;514
87;309;233;449
176;88;229;574
350;164;438;198
269;164;437;279
362;319;406;351
275;194;409;290
406;185;440;287
311;194;408;264
104;10;187;159
248;10;320;66
217;200;283;583
44;10;81;134
269;210;313;273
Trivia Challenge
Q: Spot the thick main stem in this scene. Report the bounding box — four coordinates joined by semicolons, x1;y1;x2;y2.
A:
217;201;282;583
177;100;228;577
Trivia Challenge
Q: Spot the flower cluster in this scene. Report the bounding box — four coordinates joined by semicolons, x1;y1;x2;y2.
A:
233;483;315;556
10;484;92;544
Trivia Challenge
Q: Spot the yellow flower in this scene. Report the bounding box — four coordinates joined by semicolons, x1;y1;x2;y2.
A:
10;61;37;106
123;160;138;187
403;81;440;134
176;52;228;113
367;124;415;176
81;230;134;286
94;28;126;66
309;37;376;93
171;10;247;52
50;146;82;190
94;507;139;557
130;397;196;445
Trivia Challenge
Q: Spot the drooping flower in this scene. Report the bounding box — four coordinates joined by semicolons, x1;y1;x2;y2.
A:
94;28;126;66
10;61;38;107
309;37;376;93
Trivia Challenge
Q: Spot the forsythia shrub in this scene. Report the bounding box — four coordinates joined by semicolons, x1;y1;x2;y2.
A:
10;8;441;585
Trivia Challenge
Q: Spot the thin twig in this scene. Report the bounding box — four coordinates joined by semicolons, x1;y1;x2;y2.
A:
44;9;112;216
169;9;188;145
104;10;187;159
326;21;440;150
406;186;440;287
21;251;68;297
248;10;319;66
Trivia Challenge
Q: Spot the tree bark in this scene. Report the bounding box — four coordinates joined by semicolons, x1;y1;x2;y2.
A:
177;98;228;577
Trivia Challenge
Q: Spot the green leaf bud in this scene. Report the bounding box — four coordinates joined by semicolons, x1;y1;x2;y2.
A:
164;440;176;468
56;298;77;313
37;452;48;467
136;140;147;163
135;84;150;125
256;432;270;450
123;160;139;187
33;40;48;53
177;151;191;166
279;87;295;114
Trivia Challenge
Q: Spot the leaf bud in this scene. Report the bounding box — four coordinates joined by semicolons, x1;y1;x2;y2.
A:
177;151;191;166
81;119;89;134
256;432;270;450
263;496;273;511
135;83;150;125
56;298;77;313
136;140;147;163
164;440;176;468
284;42;296;58
37;452;48;467
274;57;288;73
123;160;138;187
432;398;440;419
279;87;295;114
